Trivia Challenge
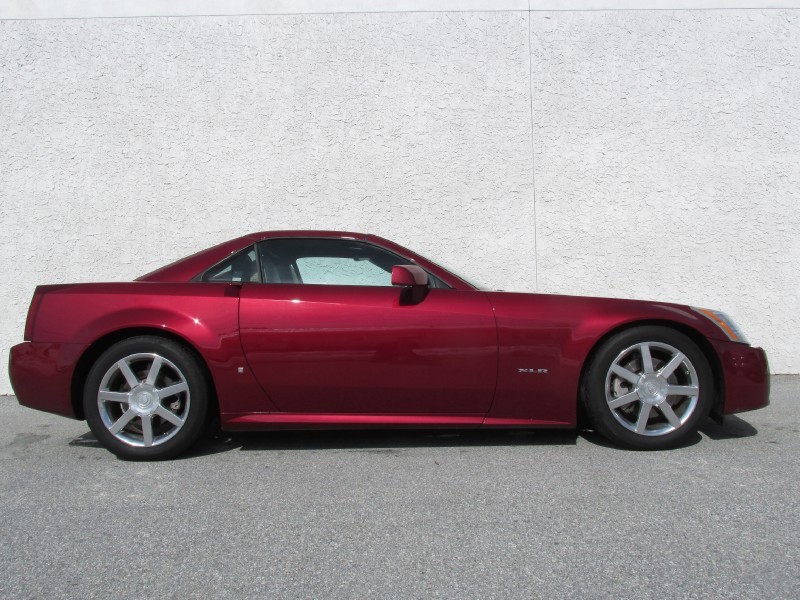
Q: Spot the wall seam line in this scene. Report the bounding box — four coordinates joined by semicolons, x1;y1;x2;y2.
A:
527;4;540;292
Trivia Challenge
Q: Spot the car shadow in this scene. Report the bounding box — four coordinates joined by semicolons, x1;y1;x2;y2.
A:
699;414;758;440
185;427;579;459
68;432;104;448
577;428;704;450
579;415;758;451
67;414;758;459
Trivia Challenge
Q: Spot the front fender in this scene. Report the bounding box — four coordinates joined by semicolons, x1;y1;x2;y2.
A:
486;292;725;425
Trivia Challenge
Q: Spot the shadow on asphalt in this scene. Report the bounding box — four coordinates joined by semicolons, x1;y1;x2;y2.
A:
68;432;103;449
699;414;758;440
188;428;580;458
578;428;704;450
67;414;757;460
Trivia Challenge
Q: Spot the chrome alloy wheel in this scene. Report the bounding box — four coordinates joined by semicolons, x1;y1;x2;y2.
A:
97;353;191;448
604;342;700;437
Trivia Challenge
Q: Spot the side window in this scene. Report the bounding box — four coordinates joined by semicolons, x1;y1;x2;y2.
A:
258;239;413;287
201;247;259;283
296;256;392;286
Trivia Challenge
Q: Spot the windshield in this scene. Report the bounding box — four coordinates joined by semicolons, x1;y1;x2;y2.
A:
420;256;486;291
440;265;486;290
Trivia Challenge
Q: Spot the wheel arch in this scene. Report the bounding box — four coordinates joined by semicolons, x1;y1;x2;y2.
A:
70;327;219;422
576;319;724;425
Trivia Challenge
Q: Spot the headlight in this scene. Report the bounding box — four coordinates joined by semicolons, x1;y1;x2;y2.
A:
692;307;749;344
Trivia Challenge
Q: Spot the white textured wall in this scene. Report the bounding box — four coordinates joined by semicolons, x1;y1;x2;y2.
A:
530;10;800;372
0;8;798;394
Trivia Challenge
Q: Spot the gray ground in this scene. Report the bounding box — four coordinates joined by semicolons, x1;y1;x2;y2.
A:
1;377;798;599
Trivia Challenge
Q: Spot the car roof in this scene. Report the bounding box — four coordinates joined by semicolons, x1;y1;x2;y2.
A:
245;230;369;242
137;230;476;290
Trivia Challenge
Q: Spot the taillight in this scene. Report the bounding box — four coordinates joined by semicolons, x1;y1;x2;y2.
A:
24;288;44;341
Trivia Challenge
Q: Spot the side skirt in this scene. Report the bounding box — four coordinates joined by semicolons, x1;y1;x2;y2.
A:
221;413;572;431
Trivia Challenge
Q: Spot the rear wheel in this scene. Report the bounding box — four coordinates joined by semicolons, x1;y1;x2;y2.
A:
582;326;714;450
83;336;209;460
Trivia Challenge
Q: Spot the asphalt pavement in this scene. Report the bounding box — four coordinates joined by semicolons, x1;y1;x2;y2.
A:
1;377;798;599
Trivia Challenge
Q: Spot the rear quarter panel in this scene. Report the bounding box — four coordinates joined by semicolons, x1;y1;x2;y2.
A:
28;282;275;416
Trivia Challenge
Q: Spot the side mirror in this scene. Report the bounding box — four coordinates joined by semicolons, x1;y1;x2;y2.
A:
391;265;428;287
392;265;429;306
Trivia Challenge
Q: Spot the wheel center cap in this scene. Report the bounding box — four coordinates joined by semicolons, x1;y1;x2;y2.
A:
130;385;159;416
637;374;668;406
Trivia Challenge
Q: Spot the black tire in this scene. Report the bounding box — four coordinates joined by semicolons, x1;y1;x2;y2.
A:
581;326;713;450
83;336;209;460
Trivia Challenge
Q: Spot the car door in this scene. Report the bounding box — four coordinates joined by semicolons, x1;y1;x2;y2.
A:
238;238;497;415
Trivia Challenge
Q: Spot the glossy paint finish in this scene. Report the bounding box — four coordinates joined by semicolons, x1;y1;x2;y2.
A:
486;291;737;425
9;231;770;433
225;413;485;431
15;282;274;418
9;341;86;417
391;264;428;287
710;339;770;414
239;285;496;415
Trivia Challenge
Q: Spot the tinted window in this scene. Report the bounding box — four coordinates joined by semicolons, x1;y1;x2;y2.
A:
202;247;259;283
258;238;417;287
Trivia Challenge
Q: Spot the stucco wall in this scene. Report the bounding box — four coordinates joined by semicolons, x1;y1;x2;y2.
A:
530;10;800;371
0;7;798;394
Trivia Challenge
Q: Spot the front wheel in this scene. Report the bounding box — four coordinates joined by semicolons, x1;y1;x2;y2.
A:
83;336;209;460
582;326;714;450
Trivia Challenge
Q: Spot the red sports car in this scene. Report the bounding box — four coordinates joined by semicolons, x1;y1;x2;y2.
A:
9;231;769;459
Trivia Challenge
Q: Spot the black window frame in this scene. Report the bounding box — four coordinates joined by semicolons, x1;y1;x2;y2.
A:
192;245;263;283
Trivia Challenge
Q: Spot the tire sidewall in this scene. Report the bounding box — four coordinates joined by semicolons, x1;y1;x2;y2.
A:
83;336;209;460
583;326;714;450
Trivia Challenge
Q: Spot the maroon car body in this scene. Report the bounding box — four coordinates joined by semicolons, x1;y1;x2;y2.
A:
9;231;769;455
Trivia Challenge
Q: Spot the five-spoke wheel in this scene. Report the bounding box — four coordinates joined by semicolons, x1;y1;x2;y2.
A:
583;326;713;449
84;336;208;460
